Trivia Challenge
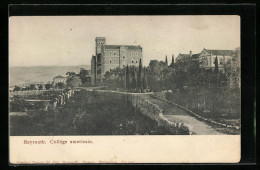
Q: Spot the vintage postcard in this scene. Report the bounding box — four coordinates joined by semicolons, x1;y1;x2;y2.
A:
9;15;241;164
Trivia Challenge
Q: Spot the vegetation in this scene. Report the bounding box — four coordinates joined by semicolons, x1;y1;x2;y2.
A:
45;83;53;90
13;85;21;91
38;84;43;90
66;76;81;89
55;82;66;89
10;90;174;135
101;49;240;124
104;59;148;92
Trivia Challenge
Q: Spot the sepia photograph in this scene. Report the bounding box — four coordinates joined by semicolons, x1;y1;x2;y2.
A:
9;15;241;136
9;15;242;164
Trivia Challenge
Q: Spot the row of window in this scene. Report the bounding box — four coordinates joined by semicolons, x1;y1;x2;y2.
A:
109;60;139;64
201;57;227;65
109;63;139;70
107;58;141;64
107;51;139;56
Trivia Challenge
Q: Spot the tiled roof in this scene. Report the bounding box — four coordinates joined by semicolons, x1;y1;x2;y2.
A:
104;45;142;50
179;54;190;58
192;54;200;59
205;49;235;56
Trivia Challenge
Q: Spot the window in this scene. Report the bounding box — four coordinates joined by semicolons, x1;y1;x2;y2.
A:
114;52;116;55
136;61;138;63
110;60;112;63
220;58;223;65
123;65;125;67
123;56;125;59
132;61;134;63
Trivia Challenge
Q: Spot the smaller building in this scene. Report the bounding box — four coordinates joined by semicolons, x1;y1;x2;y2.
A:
53;75;67;85
176;51;199;63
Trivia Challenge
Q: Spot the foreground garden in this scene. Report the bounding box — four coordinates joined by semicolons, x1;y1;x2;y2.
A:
10;90;175;136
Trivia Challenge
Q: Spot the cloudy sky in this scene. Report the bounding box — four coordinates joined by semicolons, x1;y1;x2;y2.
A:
9;15;240;67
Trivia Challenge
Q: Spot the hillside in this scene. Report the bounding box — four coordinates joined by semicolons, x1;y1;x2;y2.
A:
9;65;90;86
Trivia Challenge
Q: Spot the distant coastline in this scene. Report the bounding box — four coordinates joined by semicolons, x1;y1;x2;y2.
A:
9;65;90;87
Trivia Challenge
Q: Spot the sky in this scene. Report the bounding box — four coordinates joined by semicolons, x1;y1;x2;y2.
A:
9;15;240;67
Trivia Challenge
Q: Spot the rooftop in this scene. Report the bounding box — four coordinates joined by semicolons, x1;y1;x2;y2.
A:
204;49;235;56
179;53;199;59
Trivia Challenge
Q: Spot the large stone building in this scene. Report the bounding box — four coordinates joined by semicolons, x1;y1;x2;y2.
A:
91;37;143;86
198;49;235;73
175;49;235;73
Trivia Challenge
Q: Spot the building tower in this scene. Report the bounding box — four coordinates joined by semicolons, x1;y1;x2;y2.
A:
95;37;106;55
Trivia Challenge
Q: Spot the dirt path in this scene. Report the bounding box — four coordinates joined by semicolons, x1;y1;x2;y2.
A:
139;94;225;135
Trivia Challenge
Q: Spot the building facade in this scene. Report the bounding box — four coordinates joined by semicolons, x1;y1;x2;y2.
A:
91;37;143;86
53;75;67;85
198;49;235;73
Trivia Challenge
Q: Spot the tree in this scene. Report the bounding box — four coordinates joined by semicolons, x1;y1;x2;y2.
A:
79;68;90;85
165;55;168;66
29;84;36;90
66;72;76;77
45;83;53;90
142;67;148;89
148;60;160;76
13;85;21;92
214;56;219;74
38;84;43;90
66;76;81;89
131;69;137;89
170;55;174;67
137;58;143;89
56;82;66;89
126;65;130;89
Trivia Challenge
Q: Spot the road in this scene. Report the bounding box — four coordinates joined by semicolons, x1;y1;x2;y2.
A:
139;94;225;135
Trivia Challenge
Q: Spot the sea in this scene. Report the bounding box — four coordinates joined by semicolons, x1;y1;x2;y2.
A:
9;65;90;87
